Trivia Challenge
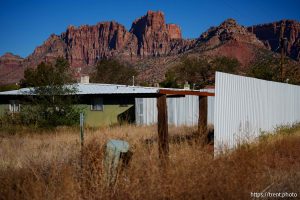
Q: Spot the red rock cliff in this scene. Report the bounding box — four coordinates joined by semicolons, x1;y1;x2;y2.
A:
0;53;24;85
26;10;186;68
194;18;266;66
248;20;300;61
129;10;183;57
62;22;137;67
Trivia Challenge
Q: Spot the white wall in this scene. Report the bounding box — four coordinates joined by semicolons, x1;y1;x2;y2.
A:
214;72;300;154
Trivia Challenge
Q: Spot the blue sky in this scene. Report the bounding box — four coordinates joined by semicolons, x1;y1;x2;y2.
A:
0;0;299;58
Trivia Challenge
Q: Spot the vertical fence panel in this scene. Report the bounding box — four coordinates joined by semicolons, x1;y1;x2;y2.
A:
214;72;300;155
136;94;214;126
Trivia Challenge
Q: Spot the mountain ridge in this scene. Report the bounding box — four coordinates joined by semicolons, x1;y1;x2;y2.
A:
1;11;299;85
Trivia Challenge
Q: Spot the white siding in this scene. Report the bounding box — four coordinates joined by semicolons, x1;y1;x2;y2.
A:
214;72;300;154
135;95;214;126
135;98;158;125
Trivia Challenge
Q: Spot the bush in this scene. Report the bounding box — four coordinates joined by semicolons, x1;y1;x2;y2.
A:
16;57;80;128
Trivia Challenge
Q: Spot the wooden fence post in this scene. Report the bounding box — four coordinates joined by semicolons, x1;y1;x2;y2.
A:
157;94;169;160
198;96;208;144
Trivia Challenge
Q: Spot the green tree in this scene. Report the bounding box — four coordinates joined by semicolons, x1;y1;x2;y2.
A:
161;56;241;89
159;70;179;88
211;56;240;74
161;57;212;89
19;57;79;128
91;59;137;85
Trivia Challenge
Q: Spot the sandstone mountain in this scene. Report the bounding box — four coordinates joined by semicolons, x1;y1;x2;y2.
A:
189;18;266;66
26;10;189;69
136;18;268;83
0;11;299;85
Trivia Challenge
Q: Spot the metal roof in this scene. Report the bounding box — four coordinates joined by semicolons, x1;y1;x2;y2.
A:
0;83;214;96
77;83;159;95
0;83;157;95
0;87;33;95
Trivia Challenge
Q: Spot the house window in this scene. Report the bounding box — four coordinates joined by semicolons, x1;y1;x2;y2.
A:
91;97;103;111
9;100;20;113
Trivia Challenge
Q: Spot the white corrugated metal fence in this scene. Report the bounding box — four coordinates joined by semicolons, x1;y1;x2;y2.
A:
214;72;300;154
135;94;214;126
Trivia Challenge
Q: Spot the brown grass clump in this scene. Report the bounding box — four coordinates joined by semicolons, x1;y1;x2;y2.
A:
0;125;299;200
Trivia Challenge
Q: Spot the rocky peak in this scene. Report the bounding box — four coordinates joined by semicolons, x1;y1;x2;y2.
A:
130;10;175;57
0;53;24;85
0;53;23;68
220;18;238;27
0;52;23;61
130;11;164;41
145;10;165;28
191;19;266;67
197;18;264;47
167;24;182;39
26;33;67;67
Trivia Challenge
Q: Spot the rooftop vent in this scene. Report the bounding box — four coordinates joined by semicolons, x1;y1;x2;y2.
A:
80;76;89;84
184;81;190;90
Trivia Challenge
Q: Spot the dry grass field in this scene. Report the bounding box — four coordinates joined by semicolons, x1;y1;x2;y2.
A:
0;125;299;200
